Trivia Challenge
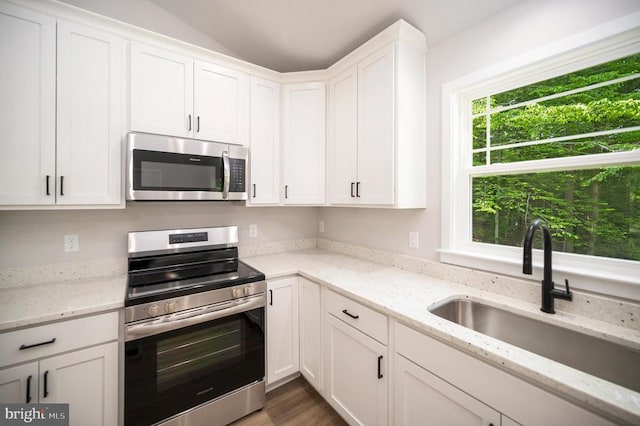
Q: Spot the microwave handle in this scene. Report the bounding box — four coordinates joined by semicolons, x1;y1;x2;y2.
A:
222;150;230;200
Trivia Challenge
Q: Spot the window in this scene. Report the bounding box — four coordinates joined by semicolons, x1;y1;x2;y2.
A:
442;16;640;300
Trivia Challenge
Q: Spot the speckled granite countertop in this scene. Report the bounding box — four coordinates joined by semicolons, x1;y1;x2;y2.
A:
243;249;640;425
0;274;126;331
1;247;638;423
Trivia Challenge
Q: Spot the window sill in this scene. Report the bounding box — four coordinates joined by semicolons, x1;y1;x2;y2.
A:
439;248;640;302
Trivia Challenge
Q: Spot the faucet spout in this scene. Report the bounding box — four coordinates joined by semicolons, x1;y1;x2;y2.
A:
522;219;572;314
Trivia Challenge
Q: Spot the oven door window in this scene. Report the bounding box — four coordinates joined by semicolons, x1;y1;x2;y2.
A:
132;149;223;192
125;307;264;426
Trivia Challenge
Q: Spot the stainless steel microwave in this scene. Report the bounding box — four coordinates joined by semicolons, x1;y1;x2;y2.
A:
126;132;248;201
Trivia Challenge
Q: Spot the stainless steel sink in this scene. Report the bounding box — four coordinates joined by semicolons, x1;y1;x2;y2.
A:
429;298;640;392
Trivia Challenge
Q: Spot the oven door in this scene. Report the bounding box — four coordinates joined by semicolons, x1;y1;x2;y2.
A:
125;296;265;426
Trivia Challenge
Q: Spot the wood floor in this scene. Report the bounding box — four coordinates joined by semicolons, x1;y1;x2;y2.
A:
231;377;347;426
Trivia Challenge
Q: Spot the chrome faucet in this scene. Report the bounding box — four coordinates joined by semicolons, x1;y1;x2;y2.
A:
522;219;572;314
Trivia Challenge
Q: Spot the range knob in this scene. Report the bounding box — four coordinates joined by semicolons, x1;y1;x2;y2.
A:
243;285;255;296
148;304;160;317
165;301;177;314
232;287;243;298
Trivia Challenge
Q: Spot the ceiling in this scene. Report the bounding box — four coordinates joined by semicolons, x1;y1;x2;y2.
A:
151;0;522;72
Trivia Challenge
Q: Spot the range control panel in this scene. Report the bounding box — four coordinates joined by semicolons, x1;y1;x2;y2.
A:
168;232;208;245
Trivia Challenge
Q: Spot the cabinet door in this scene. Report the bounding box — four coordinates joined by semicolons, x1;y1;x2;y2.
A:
299;278;321;391
0;363;39;404
267;277;299;385
40;342;117;426
130;43;193;138
194;61;247;144
249;77;280;205
282;82;326;205
357;44;395;205
324;313;387;425
328;66;358;205
0;2;55;205
57;20;122;205
394;354;500;426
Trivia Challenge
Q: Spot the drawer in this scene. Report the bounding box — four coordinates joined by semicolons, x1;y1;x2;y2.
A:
326;289;387;345
0;311;119;367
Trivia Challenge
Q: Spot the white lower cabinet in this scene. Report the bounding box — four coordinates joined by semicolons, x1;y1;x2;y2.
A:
266;277;299;385
323;311;388;425
394;354;500;426
394;322;612;426
0;312;119;426
299;278;322;391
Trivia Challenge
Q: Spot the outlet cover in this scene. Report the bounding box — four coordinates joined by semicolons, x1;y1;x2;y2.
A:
249;224;258;238
64;234;79;252
409;231;419;249
319;220;325;233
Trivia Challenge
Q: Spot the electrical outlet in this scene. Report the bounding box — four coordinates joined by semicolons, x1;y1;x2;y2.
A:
64;234;79;252
318;220;325;233
409;231;419;249
249;224;258;238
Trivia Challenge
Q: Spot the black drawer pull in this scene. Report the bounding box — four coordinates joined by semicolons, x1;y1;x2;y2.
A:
356;181;361;197
60;176;64;196
19;338;56;350
43;370;49;398
46;175;50;196
350;182;355;198
269;289;273;306
377;355;383;379
253;183;256;198
342;309;359;319
26;375;32;403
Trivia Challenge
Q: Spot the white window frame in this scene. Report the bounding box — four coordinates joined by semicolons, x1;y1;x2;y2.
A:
441;11;640;301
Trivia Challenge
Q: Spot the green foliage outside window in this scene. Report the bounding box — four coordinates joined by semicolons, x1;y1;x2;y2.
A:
471;53;640;261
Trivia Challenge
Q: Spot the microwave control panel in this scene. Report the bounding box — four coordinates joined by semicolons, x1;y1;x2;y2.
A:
229;159;246;192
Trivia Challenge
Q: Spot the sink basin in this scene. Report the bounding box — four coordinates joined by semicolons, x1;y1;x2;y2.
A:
429;298;640;392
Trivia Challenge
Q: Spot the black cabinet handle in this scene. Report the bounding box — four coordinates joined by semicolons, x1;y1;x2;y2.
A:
26;375;32;403
19;338;56;350
350;182;355;198
253;183;256;198
269;289;273;306
43;371;49;398
285;185;288;199
197;116;200;132
377;355;383;379
342;309;359;319
356;181;361;197
46;175;50;196
188;114;192;131
60;176;64;196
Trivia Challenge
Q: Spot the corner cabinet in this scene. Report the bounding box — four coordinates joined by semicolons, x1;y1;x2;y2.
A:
327;25;426;208
0;312;119;426
130;43;248;145
266;277;299;385
282;82;326;205
0;2;122;208
248;76;280;205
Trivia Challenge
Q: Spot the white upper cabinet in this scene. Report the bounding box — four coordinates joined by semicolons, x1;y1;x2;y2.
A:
194;61;247;144
248;76;280;205
328;66;358;205
0;3;122;208
327;21;427;209
357;44;395;205
57;20;122;205
131;43;248;144
282;82;326;205
0;2;56;205
130;43;194;138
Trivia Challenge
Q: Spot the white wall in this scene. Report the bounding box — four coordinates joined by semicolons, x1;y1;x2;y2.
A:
57;0;239;57
319;0;640;261
0;204;318;268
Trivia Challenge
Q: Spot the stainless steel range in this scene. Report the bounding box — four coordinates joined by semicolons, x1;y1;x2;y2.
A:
124;226;266;426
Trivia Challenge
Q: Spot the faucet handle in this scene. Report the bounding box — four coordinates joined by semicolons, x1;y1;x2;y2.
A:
564;278;572;294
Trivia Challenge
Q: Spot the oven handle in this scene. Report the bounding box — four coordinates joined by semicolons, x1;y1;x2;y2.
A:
126;295;263;341
222;150;230;200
